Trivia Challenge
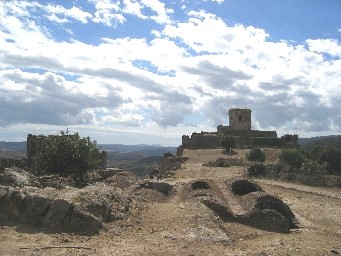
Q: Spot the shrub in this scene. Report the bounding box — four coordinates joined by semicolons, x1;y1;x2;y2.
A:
320;148;341;175
32;130;102;177
221;135;236;151
247;163;266;177
265;163;286;179
300;159;327;175
279;149;307;169
247;147;266;162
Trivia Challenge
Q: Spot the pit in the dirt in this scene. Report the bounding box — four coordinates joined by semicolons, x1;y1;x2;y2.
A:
191;181;210;190
231;179;262;196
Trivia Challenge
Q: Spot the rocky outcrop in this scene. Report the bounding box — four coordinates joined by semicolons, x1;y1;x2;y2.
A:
129;180;175;203
0;167;40;188
159;155;188;178
0;184;131;235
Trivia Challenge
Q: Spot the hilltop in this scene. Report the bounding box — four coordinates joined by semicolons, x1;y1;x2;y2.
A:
1;148;340;255
299;135;341;150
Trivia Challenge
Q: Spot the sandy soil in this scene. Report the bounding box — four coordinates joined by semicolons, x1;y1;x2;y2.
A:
0;149;340;256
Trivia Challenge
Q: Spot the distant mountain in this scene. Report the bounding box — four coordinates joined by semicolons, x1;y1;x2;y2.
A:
299;135;341;150
0;141;26;151
0;141;26;159
102;144;178;178
0;141;177;156
99;144;177;156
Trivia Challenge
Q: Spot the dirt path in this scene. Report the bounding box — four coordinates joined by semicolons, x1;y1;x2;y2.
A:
1;149;340;255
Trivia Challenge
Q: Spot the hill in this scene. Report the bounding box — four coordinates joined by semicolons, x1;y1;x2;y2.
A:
103;144;177;177
1;148;340;255
299;135;341;149
0;141;26;159
0;141;26;151
0;141;177;177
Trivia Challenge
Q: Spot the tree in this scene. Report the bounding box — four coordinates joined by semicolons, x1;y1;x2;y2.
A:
221;135;236;151
279;149;307;170
32;130;102;176
247;147;266;162
300;159;327;175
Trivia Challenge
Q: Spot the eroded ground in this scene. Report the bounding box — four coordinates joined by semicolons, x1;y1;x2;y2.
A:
0;149;340;256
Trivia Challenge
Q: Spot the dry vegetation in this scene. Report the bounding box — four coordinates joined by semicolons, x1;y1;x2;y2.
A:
1;148;340;256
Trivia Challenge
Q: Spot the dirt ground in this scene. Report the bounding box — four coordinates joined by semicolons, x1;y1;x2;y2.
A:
1;149;340;256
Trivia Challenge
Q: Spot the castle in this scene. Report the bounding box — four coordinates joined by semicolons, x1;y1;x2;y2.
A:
182;108;298;149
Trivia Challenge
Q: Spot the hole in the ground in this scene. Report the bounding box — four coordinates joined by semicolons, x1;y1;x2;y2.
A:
191;181;210;190
138;182;173;196
231;179;262;196
255;195;298;229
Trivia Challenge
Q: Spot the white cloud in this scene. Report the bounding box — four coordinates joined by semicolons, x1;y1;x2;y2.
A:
122;0;147;19
99;112;144;127
0;2;340;144
163;10;268;53
46;5;92;24
141;0;173;24
306;39;341;58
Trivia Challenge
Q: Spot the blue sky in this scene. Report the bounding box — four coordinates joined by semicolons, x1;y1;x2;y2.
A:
0;0;340;146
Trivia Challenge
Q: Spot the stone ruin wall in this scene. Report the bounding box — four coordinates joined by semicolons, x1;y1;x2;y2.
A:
27;134;44;159
182;133;298;150
182;134;220;149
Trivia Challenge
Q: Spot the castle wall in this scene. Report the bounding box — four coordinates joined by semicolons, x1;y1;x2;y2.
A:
219;129;277;138
182;134;220;149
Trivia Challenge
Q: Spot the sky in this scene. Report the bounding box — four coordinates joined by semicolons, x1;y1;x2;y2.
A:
0;0;340;146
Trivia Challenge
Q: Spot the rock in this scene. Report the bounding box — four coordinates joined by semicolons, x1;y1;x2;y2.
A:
0;183;131;235
1;190;26;220
0;167;40;188
23;194;51;225
67;210;105;235
330;249;340;255
104;171;140;189
42;199;72;230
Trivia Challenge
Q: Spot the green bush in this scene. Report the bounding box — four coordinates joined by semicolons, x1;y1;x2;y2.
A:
300;159;327;175
32;130;102;177
320;148;341;175
279;149;307;169
265;163;285;179
247;163;266;177
221;135;236;151
247;147;266;162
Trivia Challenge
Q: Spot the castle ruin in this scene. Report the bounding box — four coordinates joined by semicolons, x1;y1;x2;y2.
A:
182;108;298;149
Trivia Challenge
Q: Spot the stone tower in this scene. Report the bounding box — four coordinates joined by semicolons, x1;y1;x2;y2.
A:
228;108;251;130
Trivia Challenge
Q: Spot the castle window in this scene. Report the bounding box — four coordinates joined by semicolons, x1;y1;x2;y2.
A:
239;115;242;122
